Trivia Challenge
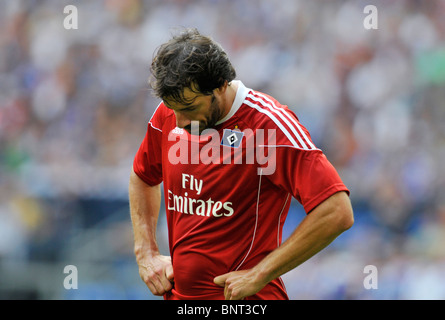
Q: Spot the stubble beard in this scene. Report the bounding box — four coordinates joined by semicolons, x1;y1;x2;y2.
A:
185;96;222;135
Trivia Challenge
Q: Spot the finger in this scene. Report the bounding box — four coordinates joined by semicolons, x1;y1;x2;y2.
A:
150;275;174;296
213;273;229;287
149;264;174;294
159;273;174;293
144;280;157;295
165;264;174;282
141;266;169;296
229;288;241;300
146;277;164;296
224;283;230;300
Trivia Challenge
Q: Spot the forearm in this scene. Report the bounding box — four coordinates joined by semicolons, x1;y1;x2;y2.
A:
129;169;174;295
128;168;162;260
253;192;353;285
214;192;354;300
254;211;346;284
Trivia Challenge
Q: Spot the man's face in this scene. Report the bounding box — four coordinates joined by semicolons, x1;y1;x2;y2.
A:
163;87;223;135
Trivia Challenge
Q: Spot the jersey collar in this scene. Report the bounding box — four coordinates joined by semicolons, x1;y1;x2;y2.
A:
216;80;250;126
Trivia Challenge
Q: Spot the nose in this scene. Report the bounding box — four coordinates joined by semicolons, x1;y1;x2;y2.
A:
174;111;191;129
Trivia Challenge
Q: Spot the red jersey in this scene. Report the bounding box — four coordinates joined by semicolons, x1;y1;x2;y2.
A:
133;81;349;300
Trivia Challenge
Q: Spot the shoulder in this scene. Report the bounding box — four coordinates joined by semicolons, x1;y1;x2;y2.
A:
148;101;175;132
240;90;318;151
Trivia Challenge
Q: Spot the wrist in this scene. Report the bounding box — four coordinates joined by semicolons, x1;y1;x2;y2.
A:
134;243;160;263
251;265;272;288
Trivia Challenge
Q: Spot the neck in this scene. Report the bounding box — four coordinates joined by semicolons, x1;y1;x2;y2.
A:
220;81;239;120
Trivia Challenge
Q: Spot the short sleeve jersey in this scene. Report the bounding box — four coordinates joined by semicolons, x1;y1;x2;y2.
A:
133;81;349;300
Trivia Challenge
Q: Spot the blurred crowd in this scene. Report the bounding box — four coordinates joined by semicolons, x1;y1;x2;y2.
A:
1;0;445;299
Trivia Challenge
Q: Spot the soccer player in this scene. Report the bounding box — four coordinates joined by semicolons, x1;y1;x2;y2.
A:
129;28;354;300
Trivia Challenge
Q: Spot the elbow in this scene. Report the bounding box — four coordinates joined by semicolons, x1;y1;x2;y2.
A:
337;202;354;232
312;191;355;234
328;192;354;233
341;208;354;232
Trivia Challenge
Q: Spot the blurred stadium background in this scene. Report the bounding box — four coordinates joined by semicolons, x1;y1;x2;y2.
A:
1;0;445;299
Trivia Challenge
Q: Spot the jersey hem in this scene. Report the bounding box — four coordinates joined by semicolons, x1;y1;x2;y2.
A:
304;184;350;214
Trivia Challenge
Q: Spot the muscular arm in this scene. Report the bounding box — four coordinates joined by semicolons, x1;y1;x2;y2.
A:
129;168;173;296
214;191;354;300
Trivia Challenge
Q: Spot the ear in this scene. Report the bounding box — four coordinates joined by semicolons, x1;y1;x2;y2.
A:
214;80;229;95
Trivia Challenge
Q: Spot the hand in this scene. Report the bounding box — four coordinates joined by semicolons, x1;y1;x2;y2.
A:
138;254;174;296
214;269;267;300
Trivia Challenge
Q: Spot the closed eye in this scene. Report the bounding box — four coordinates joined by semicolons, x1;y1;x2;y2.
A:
163;101;200;112
183;106;197;112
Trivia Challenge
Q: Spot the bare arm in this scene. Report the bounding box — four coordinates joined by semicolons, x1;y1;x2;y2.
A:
214;191;354;300
129;168;173;296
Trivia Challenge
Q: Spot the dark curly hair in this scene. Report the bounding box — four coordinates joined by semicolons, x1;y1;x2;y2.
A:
149;28;236;105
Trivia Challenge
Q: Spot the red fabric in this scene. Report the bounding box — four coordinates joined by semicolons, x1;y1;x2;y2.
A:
133;84;349;300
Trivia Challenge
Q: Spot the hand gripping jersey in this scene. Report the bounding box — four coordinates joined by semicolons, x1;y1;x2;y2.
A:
133;81;349;300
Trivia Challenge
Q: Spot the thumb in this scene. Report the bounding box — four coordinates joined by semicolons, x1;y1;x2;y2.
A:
213;273;229;287
165;264;174;282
